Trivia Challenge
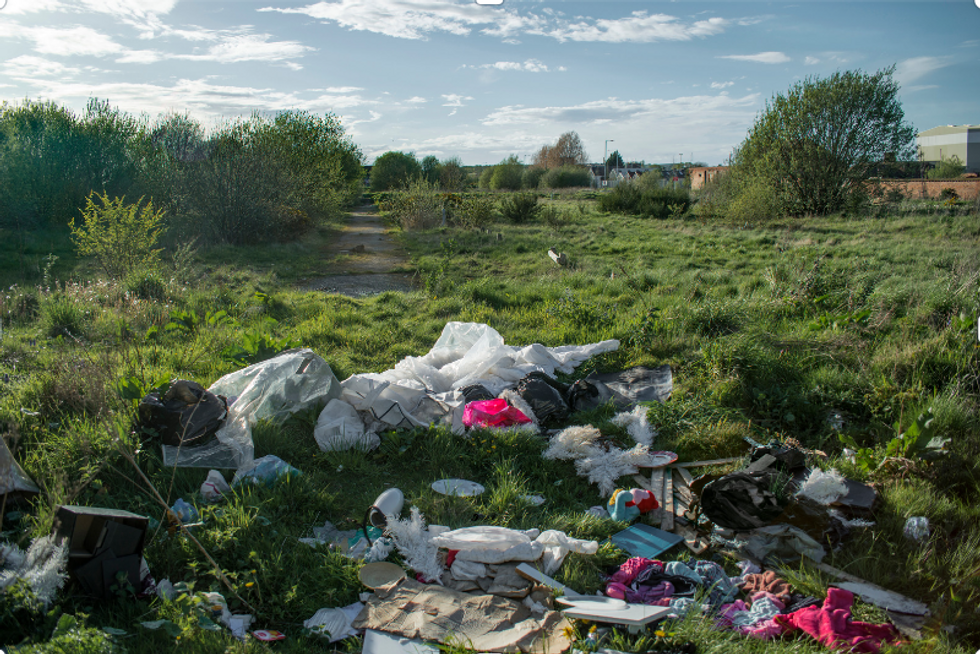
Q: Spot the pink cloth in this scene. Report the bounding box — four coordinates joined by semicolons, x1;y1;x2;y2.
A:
743;618;784;640
607;557;661;586
776;588;902;653
462;399;531;428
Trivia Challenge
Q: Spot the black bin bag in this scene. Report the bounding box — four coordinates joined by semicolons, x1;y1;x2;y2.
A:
137;380;228;447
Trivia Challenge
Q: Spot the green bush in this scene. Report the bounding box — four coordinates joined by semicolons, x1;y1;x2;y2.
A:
540;165;591;189
521;167;547;190
500;192;540;223
40;294;87;338
70;193;164;279
124;269;168;301
454;194;497;230
598;183;689;218
379;178;443;229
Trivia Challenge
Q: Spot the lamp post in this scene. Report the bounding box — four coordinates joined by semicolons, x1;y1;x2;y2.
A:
604;139;614;187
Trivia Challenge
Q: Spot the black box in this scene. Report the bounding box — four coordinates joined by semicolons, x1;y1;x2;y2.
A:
52;505;150;599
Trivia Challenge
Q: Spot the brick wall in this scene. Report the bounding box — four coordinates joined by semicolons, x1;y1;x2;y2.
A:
875;178;980;201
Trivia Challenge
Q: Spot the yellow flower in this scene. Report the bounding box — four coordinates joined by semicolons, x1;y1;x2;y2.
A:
654;630;666;637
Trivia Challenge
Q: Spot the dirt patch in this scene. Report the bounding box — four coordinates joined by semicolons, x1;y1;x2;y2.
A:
301;206;418;297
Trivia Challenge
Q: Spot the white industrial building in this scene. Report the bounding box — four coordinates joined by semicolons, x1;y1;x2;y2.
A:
916;125;980;173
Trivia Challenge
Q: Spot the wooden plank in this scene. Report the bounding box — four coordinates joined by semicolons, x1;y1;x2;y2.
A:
674;466;695;487
672;469;693;508
632;474;653;491
648;468;666;523
674;457;741;469
673;524;709;555
661;469;674;531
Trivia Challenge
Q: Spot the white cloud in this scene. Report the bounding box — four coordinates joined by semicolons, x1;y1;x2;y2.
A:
261;0;734;44
547;13;728;43
24;25;126;57
442;94;473;107
0;0;62;14
718;51;790;64
804;56;820;66
482;93;759;127
405;96;427;103
896;56;951;86
464;58;556;73
177;33;314;66
3;55;82;79
710;81;734;89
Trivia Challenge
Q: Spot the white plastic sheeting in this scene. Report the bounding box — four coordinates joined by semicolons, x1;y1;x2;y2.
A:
322;322;618;446
163;349;343;469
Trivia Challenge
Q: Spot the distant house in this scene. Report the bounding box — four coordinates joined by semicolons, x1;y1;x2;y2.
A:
917;125;980;173
589;163;661;188
689;166;728;190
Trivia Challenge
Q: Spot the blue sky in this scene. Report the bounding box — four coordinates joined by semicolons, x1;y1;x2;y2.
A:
1;0;977;165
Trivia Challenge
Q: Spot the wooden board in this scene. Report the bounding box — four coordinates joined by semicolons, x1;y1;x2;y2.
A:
649;468;666;523
674;457;741;468
661;469;674;531
674;466;695;487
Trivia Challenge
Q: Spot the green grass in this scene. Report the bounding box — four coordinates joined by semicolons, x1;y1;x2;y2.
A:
1;199;978;652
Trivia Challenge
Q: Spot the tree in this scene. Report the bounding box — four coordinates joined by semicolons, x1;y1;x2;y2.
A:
421;155;441;184
730;66;915;216
532;131;589;169
605;150;624;170
926;154;966;180
370;151;421;192
439;156;466;190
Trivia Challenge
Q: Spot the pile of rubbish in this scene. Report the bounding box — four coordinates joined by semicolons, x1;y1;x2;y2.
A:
0;321;933;651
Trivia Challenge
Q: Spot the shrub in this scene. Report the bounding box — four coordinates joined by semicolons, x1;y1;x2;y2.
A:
500;192;540;223
540;166;591;189
40;294;87;339
70;193;164;279
380;178;443;229
598;183;641;214
454;194;497;230
124;269;168;301
521;167;546;190
939;187;959;201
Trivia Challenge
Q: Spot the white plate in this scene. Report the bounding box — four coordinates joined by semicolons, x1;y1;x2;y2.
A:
431;479;485;497
556;596;628;611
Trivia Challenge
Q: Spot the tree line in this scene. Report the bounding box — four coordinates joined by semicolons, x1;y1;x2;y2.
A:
0;98;364;245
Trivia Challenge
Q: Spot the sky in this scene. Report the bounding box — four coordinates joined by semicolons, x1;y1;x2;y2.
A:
1;0;978;166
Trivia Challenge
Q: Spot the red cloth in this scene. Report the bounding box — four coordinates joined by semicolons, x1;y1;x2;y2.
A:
775;587;902;653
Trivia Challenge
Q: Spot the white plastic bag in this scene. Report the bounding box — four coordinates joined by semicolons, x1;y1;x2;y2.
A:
314;399;378;452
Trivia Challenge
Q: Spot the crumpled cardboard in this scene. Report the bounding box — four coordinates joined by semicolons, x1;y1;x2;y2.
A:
352;578;571;653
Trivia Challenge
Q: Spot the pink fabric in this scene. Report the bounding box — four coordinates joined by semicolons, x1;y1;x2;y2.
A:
743;618;784;640
776;588;902;653
607;557;661;586
716;600;749;628
462;399;531;428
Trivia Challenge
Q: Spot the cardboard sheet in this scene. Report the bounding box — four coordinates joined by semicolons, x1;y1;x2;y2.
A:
352;578;571;654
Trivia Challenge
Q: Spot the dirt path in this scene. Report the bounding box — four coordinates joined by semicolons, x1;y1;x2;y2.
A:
301;205;417;297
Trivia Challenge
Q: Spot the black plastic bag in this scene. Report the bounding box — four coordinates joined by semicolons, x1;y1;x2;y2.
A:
137;380;228;447
700;455;792;531
459;384;496;403
516;372;569;426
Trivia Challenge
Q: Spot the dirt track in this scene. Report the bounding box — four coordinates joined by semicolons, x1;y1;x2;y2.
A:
301;206;417;297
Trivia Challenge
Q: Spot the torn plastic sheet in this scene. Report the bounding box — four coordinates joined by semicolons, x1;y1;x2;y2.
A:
572;365;673;411
0;435;39;497
163;349;342;469
315;398;379;452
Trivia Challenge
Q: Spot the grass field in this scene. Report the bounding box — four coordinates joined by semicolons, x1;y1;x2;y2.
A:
0;197;978;653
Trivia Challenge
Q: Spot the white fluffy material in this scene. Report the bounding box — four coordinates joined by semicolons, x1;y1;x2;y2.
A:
0;535;68;606
384;506;443;584
796;468;848;505
543;425;601;461
574;443;650;496
544;425;648;496
611;405;656;447
499;389;539;432
829;509;876;528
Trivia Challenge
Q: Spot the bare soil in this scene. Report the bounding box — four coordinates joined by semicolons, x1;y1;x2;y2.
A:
301;206;417;297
